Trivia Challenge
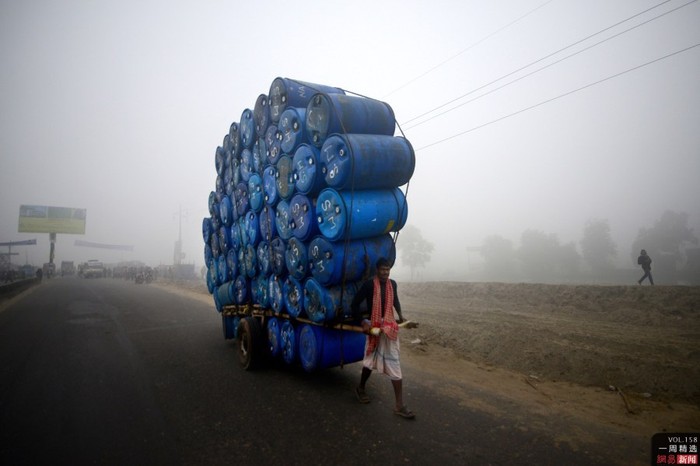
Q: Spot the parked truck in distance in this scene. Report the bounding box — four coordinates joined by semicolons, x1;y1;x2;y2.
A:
80;260;104;278
60;261;75;276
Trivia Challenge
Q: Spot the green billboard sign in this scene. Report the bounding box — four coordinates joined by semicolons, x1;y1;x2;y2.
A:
18;205;86;234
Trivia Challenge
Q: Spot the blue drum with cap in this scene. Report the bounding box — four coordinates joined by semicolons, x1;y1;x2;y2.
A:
298;324;365;372
316;188;408;241
289;193;319;241
285;237;308;280
247;173;264;213
256;241;271;276
268;273;286;314
267;317;282;357
306;93;395;147
292;144;325;196
280;320;298;365
283;275;304;318
262;165;278;206
270;237;287;276
259;205;277;242
240;108;256;149
253;94;270;137
303;278;358;323
275;155;295;201
234;275;249;304
320;134;415;190
275;200;293;241
278;107;306;154
264;125;283;165
308;234;395;286
268;77;345;124
253;273;269;307
229;121;241;158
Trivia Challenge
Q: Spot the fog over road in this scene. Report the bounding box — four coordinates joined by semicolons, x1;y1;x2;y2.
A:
1;278;622;465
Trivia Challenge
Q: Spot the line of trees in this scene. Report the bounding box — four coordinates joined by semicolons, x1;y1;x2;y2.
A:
397;210;699;285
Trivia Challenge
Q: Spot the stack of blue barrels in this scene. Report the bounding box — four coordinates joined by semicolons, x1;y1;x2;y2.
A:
203;77;415;371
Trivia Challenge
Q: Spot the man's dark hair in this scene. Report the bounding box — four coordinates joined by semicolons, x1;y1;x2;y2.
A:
376;257;391;269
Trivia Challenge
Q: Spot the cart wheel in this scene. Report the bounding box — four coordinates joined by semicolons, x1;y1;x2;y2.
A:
237;316;263;370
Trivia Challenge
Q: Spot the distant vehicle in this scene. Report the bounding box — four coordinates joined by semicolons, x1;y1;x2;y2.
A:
82;260;104;278
60;261;75;276
42;263;55;279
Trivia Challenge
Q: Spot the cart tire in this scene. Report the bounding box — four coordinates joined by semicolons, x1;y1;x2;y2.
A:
237;316;263;370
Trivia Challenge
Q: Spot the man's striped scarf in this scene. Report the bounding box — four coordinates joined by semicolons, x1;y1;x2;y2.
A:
366;276;399;355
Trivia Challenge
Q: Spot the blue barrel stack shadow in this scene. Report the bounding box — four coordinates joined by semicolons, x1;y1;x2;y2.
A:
203;77;415;371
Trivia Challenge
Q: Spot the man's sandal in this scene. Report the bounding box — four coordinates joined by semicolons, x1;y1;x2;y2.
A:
355;387;370;404
394;405;415;419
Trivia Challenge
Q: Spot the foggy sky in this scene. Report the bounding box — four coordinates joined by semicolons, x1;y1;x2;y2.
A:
1;0;699;278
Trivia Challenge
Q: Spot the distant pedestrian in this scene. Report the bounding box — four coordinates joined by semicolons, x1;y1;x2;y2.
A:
637;249;654;285
36;268;43;283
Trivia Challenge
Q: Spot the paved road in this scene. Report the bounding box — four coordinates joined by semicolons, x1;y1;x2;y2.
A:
0;277;625;465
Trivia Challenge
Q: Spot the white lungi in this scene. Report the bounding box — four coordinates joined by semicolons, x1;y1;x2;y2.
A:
363;333;402;380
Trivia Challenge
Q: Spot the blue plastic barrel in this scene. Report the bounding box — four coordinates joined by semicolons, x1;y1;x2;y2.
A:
206;261;216;293
270;237;287;276
218;225;231;256
234;275;249;304
244;211;260;247
316;188;408;241
304;278;358;323
253;274;269;307
229;222;242;251
234;182;249;217
256;241;271;276
237;247;246;278
280;320;298;365
298;324;365;372
240;108;256;149
267;317;282;357
268;77;345;124
204;243;213;266
283;276;304;318
215;146;226;177
217;254;230;284
289;193;319;241
306;93;395;147
202;217;212;243
215;281;236;308
320;134;415;190
268;273;286;314
247;173;264;213
223;315;236;340
208;257;219;287
278;107;306;154
262;165;278;206
229;121;241;158
252;140;265;175
275;155;295;201
253;94;270;137
259;205;277;242
264;125;283;165
292;144;325;196
240;148;254;183
285;237;308;280
226;249;238;281
244;243;257;278
210;232;221;259
208;191;218;216
274;200;293;241
308;234;395;286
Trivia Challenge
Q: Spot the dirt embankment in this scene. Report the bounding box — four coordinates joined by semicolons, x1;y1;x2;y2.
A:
400;282;700;404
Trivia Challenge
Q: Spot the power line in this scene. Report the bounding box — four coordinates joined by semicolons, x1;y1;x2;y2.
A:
404;0;698;131
381;0;556;99
415;43;700;152
402;0;679;126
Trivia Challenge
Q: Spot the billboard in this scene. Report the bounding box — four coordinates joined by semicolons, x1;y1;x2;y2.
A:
18;205;86;234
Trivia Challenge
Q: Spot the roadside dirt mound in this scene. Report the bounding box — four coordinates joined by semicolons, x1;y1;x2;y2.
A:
400;282;700;404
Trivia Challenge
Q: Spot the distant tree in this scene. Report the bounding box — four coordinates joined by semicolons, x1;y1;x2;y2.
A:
631;210;699;271
396;225;434;280
480;235;516;281
557;241;582;278
580;219;617;273
518;230;561;282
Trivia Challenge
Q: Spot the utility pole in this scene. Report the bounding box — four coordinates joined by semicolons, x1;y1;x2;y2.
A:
173;205;187;265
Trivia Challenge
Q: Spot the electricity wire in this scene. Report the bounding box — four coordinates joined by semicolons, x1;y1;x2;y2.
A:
401;0;680;126
404;0;698;131
382;0;555;99
414;42;700;152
